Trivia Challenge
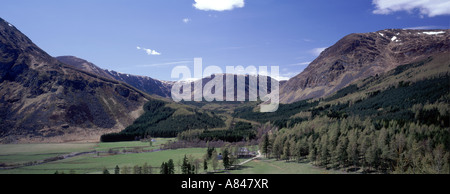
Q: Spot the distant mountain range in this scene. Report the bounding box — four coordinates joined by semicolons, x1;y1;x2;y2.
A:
0;16;449;143
56;56;173;98
0;18;152;143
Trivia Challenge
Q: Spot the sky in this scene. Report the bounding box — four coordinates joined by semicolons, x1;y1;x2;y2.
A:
2;0;450;81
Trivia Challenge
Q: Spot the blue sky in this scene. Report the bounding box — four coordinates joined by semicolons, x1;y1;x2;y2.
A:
2;0;450;81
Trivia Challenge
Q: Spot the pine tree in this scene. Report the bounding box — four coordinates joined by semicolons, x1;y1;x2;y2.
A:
320;134;329;165
282;141;291;161
378;128;392;171
160;162;167;174
392;132;406;172
203;159;208;172
211;150;218;171
143;163;149;174
272;136;283;160
359;133;371;170
307;136;317;165
103;167;110;174
431;144;448;174
168;159;175;174
114;165;120;174
191;164;196;174
182;155;189;174
347;130;359;169
261;134;270;158
223;148;230;170
334;135;348;168
365;142;378;172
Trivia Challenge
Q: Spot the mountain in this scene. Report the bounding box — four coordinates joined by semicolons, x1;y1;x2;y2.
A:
235;50;450;129
233;52;450;173
56;56;172;98
280;29;450;103
0;18;152;143
100;97;226;142
186;73;281;102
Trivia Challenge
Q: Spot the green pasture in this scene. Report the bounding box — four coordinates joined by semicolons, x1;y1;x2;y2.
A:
0;138;344;174
232;158;345;174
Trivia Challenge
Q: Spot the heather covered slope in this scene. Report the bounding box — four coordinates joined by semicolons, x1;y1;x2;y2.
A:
0;18;151;143
281;29;450;103
56;56;172;98
235;51;450;131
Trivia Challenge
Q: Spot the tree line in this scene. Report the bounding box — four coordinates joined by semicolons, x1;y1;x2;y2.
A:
177;121;257;142
260;116;449;174
100;99;225;142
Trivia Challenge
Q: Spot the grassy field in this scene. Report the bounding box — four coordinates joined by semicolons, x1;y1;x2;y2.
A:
95;138;175;152
0;143;97;165
1;139;344;174
1;147;206;174
0;138;185;174
231;158;345;174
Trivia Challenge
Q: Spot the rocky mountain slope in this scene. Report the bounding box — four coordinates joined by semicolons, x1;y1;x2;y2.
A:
235;50;450;130
0;18;151;143
56;56;172;98
281;29;450;103
186;73;281;102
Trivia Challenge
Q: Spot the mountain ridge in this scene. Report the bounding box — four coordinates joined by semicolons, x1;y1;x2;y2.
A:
0;18;152;143
280;29;450;103
56;56;173;98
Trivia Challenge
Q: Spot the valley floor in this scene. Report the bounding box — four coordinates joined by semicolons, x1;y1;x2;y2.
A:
232;158;345;174
0;139;344;174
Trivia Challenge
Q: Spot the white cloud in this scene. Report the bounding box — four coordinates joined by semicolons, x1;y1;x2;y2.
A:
271;75;290;81
372;0;450;17
310;47;327;56
193;0;245;11
137;60;192;67
403;25;441;30
182;18;191;23
137;46;161;56
288;61;311;66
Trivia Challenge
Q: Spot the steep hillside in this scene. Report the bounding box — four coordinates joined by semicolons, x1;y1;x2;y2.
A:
100;98;226;142
246;52;450;174
190;73;281;101
235;51;450;129
0;18;150;143
281;29;450;103
56;56;172;98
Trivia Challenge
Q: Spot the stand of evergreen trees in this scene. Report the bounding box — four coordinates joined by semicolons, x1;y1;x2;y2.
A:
160;159;175;174
236;71;449;131
260;116;450;173
177;121;257;142
100;99;225;142
254;69;450;174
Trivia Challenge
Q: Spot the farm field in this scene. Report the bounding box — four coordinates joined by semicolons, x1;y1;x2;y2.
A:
0;143;97;165
1;147;206;174
232;158;345;174
1;139;344;174
0;138;189;174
